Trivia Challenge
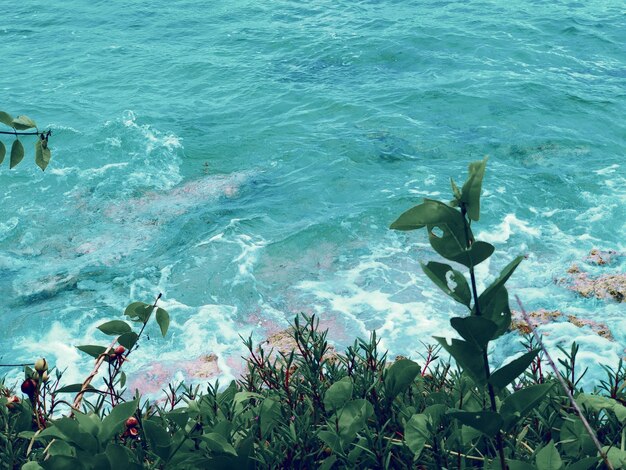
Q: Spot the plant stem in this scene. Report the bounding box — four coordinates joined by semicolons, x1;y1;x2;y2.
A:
0;130;40;135
461;205;507;470
515;295;613;470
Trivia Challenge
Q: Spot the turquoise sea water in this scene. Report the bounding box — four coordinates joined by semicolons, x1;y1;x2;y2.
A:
1;1;625;389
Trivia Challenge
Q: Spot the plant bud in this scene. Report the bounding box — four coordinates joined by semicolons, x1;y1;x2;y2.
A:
20;378;37;396
34;358;48;373
128;427;139;437
115;346;126;355
41;371;49;382
126;416;139;428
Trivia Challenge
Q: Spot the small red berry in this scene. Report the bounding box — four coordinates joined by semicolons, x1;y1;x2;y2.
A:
128;427;139;437
115;346;126;355
126;416;139;428
20;378;37;397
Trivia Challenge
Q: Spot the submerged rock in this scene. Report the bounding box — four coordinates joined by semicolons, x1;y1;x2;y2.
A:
585;249;622;266
510;309;613;340
559;249;626;302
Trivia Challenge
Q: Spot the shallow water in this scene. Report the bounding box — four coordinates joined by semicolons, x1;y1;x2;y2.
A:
1;0;625;389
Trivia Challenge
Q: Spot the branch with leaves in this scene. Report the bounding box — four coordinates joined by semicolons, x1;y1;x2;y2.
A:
0;110;52;171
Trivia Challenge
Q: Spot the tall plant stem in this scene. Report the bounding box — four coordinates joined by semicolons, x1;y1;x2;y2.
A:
461;206;507;470
515;295;613;470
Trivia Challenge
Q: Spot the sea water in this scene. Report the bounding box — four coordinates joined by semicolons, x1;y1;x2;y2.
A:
1;0;625;391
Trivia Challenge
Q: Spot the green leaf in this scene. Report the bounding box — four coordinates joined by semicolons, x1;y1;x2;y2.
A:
73;411;101;437
105;443;134;469
390;198;464;231
202;432;237;456
479;286;512;338
578;393;626;423
448;410;502;437
21;462;44;470
488;349;539;393
465;241;495;266
404;413;430;458
478;256;524;313
118;332;139;350
460;157;487;221
56;383;96;393
500;383;553;430
119;371;126;389
0;111;14;128
77;345;107;359
324;376;353;411
10;139;24;169
124;301;152;323
0;141;5;164
318;430;342;454
535;440;563;470
49;417;99;452
384;359;421;400
506;460;538;470
99;399;138;443
144;420;172;460
97;320;132;336
421;261;471;307
319;455;338;470
336;399;374;443
259;398;281;438
565;457;600;470
450;317;498;350
47;439;75;457
435;337;487;385
603;447;626;468
156;307;170;337
561;415;596;458
12;115;37;130
34;139;51;171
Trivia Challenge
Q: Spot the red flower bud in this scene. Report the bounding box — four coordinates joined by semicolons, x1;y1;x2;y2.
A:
115;346;126;355
126;416;139;428
128;427;139;437
20;378;37;397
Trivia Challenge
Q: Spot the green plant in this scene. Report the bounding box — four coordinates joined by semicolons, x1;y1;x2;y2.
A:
390;158;558;468
0;110;52;171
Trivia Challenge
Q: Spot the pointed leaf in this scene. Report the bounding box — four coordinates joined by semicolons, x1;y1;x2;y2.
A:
124;301;152;323
535;440;562;470
56;383;96;394
35;139;51;171
0;111;14;128
501;383;553;430
118;332;139;350
97;320;132;336
144;420;172;460
10;139;24;169
12;115;37;130
77;345;107;359
404;414;430;457
99;399;138;443
565;457;600;470
448;410;502;437
450;317;498;349
384;359;421;399
478;256;524;311
460;158;488;221
435;337;487;385
479;286;512;338
324;377;353;411
0;141;5;164
421;261;471;307
156;307;170;337
390;199;464;232
489;349;539;393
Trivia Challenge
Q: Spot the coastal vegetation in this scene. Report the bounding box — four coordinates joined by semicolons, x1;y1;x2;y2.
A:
2;146;625;469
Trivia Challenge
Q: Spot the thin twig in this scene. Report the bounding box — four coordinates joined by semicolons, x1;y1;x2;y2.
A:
0;363;34;367
0;130;40;135
70;337;118;415
515;295;613;470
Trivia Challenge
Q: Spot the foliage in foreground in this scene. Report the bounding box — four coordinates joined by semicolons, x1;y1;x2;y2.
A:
3;315;626;469
2;158;625;469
